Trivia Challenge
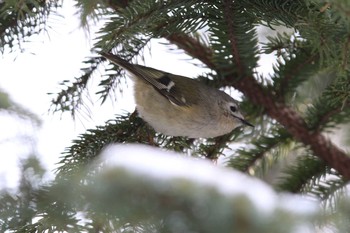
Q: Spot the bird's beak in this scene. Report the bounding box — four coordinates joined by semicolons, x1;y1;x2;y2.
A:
233;115;254;127
240;118;254;127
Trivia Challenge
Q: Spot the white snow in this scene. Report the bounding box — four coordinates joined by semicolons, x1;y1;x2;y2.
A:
99;143;318;215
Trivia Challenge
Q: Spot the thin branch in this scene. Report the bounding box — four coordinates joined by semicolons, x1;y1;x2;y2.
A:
242;141;281;173
166;34;215;69
231;77;350;180
279;53;318;100
341;35;350;70
165;3;350;180
316;103;350;128
222;0;244;76
205;133;232;161
103;0;350;180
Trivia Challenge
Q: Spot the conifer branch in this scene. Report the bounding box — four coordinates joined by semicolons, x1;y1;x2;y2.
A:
341;35;350;70
279;53;318;100
0;1;59;52
102;0;350;179
222;0;244;76
167;2;350;180
316;103;350;128
231;77;350;180
205;133;232;161
166;34;215;69
0;8;17;36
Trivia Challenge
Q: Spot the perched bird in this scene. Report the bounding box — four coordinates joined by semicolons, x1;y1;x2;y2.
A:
100;52;253;138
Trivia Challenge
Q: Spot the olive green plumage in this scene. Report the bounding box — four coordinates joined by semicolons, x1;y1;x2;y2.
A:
100;52;253;138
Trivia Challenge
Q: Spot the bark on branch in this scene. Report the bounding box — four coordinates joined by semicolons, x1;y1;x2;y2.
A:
167;33;350;181
106;0;350;180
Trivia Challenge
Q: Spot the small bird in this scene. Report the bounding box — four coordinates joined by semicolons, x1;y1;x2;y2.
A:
100;52;253;138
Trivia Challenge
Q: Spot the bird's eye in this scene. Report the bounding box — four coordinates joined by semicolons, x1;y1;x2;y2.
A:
230;106;237;112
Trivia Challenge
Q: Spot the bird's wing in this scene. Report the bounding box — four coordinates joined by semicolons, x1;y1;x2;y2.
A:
100;52;188;106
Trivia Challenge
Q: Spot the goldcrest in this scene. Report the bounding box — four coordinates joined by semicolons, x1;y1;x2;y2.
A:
100;52;253;138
